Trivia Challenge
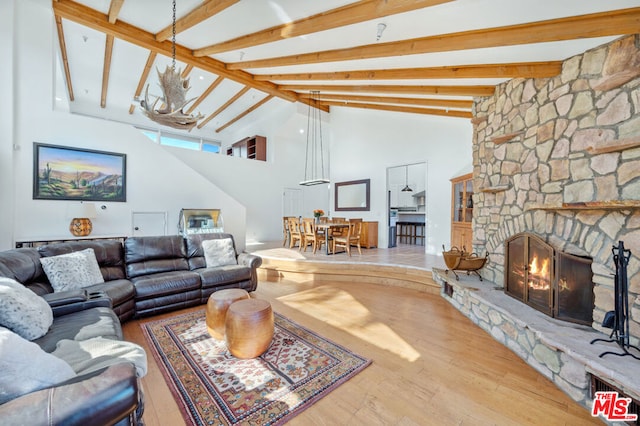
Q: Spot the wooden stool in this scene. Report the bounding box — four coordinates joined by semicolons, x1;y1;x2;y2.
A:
225;299;274;359
205;289;250;340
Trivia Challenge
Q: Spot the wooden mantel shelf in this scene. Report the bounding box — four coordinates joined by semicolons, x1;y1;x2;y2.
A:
491;131;523;144
527;201;640;211
586;137;640;155
480;184;511;193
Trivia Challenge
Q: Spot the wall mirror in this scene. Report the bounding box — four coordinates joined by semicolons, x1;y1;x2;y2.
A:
335;179;370;211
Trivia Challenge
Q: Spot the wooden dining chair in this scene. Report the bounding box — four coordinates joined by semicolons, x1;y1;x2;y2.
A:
302;218;325;254
287;217;303;249
330;217;347;237
331;221;362;256
282;216;292;247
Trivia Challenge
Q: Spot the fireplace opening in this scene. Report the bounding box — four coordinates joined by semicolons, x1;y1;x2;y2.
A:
505;233;594;325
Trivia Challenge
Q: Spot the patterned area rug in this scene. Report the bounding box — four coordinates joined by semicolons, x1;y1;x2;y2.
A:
141;309;371;425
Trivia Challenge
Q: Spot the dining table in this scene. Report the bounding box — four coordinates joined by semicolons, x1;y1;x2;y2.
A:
315;223;350;255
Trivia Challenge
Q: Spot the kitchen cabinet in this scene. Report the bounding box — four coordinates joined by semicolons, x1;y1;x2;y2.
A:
359;221;378;248
451;173;473;250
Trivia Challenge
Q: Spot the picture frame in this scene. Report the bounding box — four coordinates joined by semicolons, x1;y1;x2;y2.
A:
33;142;127;202
334;179;370;211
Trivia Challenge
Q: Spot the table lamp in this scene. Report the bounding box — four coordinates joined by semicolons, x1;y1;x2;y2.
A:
67;202;97;236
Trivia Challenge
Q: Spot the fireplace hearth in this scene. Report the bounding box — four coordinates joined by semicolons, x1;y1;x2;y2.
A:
505;233;594;325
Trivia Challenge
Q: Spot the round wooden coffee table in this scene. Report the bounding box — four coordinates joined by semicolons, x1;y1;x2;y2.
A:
205;289;250;340
225;298;274;359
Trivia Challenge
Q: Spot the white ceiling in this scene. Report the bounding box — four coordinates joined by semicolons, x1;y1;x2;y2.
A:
52;0;640;139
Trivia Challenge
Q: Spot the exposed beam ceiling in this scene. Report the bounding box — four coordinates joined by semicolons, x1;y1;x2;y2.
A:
51;0;640;136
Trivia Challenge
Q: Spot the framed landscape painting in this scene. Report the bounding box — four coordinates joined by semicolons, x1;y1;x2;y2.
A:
33;142;126;202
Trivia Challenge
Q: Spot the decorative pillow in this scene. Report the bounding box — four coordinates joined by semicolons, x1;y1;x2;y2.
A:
0;326;76;404
202;238;238;268
0;277;53;340
40;248;105;292
53;337;148;378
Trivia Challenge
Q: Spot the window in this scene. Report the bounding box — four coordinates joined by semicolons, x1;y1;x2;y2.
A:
137;127;221;154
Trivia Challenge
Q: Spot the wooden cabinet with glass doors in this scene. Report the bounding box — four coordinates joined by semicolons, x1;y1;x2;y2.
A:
450;173;473;251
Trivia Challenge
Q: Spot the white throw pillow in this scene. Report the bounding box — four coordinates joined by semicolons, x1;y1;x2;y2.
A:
40;248;105;292
0;277;53;340
202;238;238;268
0;326;76;404
53;337;148;378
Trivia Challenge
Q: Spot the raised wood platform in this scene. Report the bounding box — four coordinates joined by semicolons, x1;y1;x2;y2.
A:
258;257;440;294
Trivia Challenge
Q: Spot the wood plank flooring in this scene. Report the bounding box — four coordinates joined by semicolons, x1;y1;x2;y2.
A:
123;275;601;425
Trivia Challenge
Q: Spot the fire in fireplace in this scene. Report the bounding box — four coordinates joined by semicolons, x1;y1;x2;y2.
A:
505;233;594;325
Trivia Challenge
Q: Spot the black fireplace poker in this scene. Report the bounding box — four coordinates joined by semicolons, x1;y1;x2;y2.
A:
590;240;640;360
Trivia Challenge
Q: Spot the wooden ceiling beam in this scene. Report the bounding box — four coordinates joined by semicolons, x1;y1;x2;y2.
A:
229;7;640;69
197;86;250;129
54;15;74;101
156;0;240;41
255;61;563;81
216;95;275;133
129;51;157;114
194;0;453;56
323;100;472;118
107;0;125;24
186;75;225;114
298;93;472;109
52;0;298;103
280;84;494;97
101;35;114;108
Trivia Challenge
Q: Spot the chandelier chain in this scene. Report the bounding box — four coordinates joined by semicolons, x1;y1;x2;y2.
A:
171;0;176;71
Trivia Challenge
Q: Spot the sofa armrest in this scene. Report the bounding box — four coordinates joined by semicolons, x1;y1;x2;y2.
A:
238;252;262;269
0;363;141;426
49;295;113;317
42;289;88;307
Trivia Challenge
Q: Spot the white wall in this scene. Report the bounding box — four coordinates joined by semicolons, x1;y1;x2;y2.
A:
329;107;473;254
0;1;15;250
2;0;473;253
2;0;247;250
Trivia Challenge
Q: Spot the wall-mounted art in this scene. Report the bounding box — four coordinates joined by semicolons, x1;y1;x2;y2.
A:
33;142;126;202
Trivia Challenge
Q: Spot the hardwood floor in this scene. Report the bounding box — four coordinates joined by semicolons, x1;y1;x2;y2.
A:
123;275;601;425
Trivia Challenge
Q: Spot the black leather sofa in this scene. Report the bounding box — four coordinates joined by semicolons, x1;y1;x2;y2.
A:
0;232;262;425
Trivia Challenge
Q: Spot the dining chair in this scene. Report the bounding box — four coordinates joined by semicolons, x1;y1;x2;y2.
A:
287;217;303;249
331;221;362;256
330;217;347;237
282;216;292;247
302;218;325;254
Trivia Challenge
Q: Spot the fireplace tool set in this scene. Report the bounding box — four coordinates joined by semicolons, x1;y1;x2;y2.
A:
590;240;640;360
442;245;489;281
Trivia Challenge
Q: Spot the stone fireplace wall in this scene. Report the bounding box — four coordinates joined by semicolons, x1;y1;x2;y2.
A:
471;35;640;344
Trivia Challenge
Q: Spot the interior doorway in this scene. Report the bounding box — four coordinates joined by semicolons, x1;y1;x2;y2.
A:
386;162;427;249
282;188;303;218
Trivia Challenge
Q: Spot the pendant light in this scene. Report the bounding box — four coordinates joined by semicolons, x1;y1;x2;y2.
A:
300;91;329;186
401;165;413;192
140;0;203;131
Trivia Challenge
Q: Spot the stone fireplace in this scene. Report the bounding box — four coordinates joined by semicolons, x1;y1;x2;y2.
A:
471;34;640;344
505;233;594;326
434;34;640;415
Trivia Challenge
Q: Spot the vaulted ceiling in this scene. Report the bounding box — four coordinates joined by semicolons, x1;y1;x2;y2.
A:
51;0;640;138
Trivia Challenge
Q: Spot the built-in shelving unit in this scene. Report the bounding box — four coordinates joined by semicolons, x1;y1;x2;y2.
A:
226;135;267;161
491;131;523;144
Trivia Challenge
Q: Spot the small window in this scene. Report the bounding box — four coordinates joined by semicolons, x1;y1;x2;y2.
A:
136;127;221;154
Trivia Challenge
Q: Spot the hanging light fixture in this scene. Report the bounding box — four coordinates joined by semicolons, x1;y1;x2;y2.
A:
140;0;203;131
401;165;413;192
300;91;329;186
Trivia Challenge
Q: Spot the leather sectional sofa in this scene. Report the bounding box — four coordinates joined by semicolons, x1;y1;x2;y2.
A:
0;232;262;425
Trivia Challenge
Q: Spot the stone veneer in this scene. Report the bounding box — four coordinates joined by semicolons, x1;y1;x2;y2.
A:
471;34;640;344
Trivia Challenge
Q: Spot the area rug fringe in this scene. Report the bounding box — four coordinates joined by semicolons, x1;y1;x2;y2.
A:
141;308;371;425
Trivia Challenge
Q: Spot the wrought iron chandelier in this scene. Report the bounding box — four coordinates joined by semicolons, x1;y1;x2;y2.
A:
140;0;203;131
300;91;329;186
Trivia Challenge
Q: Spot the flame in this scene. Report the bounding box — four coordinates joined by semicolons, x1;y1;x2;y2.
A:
528;255;550;290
